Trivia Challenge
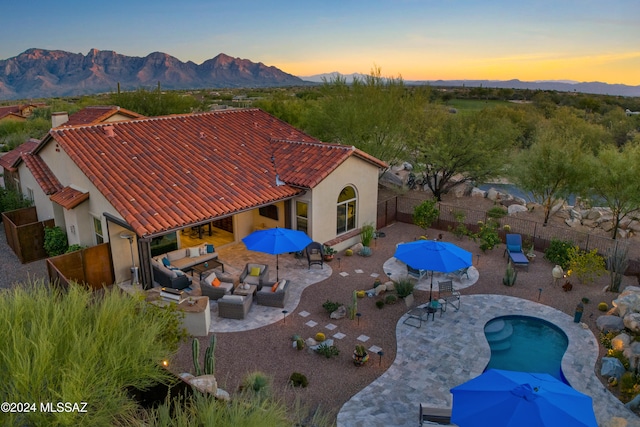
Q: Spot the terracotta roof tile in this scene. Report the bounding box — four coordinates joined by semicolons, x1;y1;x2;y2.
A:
62;106;145;127
50;186;90;209
0;140;38;171
48;108;385;238
21;153;63;195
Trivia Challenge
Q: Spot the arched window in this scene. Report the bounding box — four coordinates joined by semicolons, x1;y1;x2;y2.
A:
336;186;357;235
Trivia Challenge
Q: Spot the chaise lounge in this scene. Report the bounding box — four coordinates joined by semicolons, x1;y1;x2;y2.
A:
504;234;529;271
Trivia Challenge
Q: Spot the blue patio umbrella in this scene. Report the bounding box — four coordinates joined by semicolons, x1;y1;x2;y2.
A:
242;227;312;281
393;240;472;300
450;369;598;427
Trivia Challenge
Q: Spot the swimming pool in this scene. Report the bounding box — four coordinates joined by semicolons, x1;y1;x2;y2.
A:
484;315;569;384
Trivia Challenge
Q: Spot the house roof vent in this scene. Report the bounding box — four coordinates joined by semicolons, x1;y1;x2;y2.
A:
103;125;115;137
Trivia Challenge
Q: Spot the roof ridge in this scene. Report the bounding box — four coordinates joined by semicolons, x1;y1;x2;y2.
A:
271;138;354;150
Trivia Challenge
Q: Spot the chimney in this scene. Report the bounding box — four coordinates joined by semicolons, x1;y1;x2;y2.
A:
51;112;69;128
103;125;115;137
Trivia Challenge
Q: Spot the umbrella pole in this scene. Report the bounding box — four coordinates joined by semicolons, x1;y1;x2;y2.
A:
429;271;433;302
276;254;279;281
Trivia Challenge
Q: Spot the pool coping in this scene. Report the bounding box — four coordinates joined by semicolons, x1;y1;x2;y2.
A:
337;294;637;427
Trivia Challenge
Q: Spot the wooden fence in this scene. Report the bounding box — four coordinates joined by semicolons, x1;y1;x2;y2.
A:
2;206;54;264
46;243;115;290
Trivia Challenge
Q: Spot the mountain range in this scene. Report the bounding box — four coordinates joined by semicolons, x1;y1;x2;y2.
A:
1;48;639;100
301;73;640;97
0;48;306;100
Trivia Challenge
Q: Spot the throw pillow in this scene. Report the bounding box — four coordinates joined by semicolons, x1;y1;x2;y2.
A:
189;247;200;258
170;267;185;276
162;257;171;267
250;266;261;276
205;272;217;286
199;246;207;255
277;280;287;291
507;244;520;252
271;282;279;292
206;244;214;253
212;277;221;287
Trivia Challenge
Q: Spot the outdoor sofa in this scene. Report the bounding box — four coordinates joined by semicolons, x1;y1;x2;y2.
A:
217;293;253;319
151;262;192;290
153;245;219;271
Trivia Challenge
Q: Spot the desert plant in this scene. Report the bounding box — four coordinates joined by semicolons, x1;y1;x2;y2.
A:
472;220;501;252
323;245;336;256
598;302;609;311
192;334;216;376
296;337;305;350
289;372;309;388
322;300;342;314
348;290;358;320
192;338;201;376
567;246;606;284
487;206;507;219
543;239;573;269
354;344;367;357
413;199;439;232
345;248;354;256
44;225;68;256
315;332;326;342
620;372;637;395
394;278;415;298
607;245;629;292
375;300;385;309
316;343;340;358
502;261;517;286
240;371;271;398
384;294;397;305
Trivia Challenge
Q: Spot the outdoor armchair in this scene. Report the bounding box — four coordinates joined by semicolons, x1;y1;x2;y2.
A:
239;263;269;286
306;241;324;269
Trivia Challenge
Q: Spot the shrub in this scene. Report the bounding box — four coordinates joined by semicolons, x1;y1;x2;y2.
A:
322;300;342;314
384;294;397;305
567;246;605;285
620;371;637;394
472;220;501;252
598;302;609;311
66;244;85;253
289;372;309;388
360;223;376;247
316;343;340;359
375;300;385;309
487;206;507;219
394;278;415;298
544;239;573;269
600;331;616;349
240;371;271;398
44;226;68;256
413;199;439;231
0;187;32;213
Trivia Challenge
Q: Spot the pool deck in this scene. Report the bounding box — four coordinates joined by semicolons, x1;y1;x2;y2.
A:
337;294;638;427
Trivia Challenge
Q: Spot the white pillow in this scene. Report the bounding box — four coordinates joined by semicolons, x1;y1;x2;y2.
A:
277;280;287;291
204;272;217;286
200;246;206;255
188;247;200;258
222;295;243;303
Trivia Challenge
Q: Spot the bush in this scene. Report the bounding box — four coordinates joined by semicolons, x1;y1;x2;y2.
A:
289;372;309;388
375;300;385;309
394;278;415;298
322;300;342;314
487;206;507;219
544;239;573;269
413;199;439;231
316;343;340;359
620;371;637;394
44;226;68;256
384;294;397;305
567;246;606;284
473;220;501;252
0;187;32;213
240;371;271;398
66;244;85;253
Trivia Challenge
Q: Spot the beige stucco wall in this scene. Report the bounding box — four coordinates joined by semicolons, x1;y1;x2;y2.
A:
17;163;55;221
306;156;380;251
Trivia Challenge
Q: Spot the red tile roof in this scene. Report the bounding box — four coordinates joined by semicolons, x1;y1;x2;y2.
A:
21;153;63;195
48;108;384;237
0;139;39;171
62;106;145;127
50;186;90;209
0;105;23;120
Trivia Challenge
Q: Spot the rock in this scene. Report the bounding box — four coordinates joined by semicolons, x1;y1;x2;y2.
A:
385;281;395;292
585;209;602;220
612;289;640;317
611;332;631;351
374;285;386;295
624;341;640;371
215;388;231;401
403;162;413;171
330;305;347;319
350;242;364;253
486;188;501;201
305;337;318;347
602;416;630;427
189;374;217;394
596;315;624;332
453;182;473;198
507;204;528;215
622;313;640;332
570;208;582;220
179;372;195;381
380;170;404;187
600;357;626;380
470;188;486;198
550;200;565;216
564;217;581;228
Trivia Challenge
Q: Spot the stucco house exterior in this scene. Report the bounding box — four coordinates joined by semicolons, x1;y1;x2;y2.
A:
13;107;385;287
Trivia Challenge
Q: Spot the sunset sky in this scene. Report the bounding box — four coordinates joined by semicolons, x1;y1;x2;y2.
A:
2;0;639;85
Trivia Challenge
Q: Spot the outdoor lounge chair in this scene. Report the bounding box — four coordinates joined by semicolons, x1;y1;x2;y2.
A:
402;294;434;328
504;234;529;271
438;280;460;311
419;404;452;425
407;264;428;280
306;242;324;269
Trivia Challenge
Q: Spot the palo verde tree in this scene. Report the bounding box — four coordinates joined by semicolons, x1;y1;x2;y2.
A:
407;106;517;201
303;67;430;169
585;143;640;239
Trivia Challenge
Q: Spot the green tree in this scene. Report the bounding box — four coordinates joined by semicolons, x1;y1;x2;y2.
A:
585;143;640;239
110;87;202;116
303;68;429;167
408;107;517;201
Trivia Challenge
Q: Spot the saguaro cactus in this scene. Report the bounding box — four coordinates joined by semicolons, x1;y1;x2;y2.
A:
192;338;201;376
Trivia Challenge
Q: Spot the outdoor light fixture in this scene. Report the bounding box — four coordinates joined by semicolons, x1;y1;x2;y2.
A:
120;232;138;285
377;350;384;366
356;312;362;326
282;310;288;324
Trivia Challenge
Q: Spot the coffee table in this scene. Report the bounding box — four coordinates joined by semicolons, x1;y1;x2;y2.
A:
191;259;225;281
233;284;257;297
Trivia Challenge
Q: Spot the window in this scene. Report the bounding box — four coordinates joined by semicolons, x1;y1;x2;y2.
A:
150;232;177;257
93;216;104;244
336;186;356;235
258;204;278;221
296;201;308;234
26;187;34;202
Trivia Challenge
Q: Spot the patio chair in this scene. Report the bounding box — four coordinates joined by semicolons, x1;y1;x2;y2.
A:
448;266;469;280
504;234;529;271
239;263;269;286
419;404;452;426
438;280;461;311
407;264;428;280
402;293;433;328
305;241;324;269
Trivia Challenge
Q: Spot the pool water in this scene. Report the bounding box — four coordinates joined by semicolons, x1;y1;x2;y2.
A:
484;315;569;384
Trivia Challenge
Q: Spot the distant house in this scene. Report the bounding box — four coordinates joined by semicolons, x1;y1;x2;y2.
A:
0;104;41;124
14;107;386;287
0;139;39;192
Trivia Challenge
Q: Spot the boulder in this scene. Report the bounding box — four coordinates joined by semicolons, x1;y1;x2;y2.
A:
380;170;404;187
624;341;640;372
384;281;395;292
564;217;581;228
486;188;501;201
215;388;231;401
622;313;640;332
374;285;386;296
600;357;626;380
550;200;565;216
305;337;318;347
350;242;364;254
596;315;624;332
612;288;640;317
330;305;347;319
611;332;631;351
506;204;527;215
189;374;217;394
470;188;486;198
